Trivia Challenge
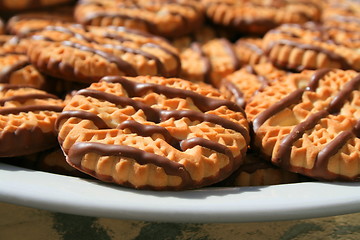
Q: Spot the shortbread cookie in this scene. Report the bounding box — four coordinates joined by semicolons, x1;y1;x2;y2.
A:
202;0;322;35
263;22;360;71
0;84;63;157
322;0;360;32
247;69;360;181
234;38;269;67
220;63;288;108
56;75;250;190
0;0;74;12
74;0;204;38
221;150;301;187
180;38;240;86
0;49;47;89
7;10;74;36
26;25;181;83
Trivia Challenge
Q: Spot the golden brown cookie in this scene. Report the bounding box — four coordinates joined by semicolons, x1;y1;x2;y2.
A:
246;68;360;181
0;0;74;12
0;84;63;157
6;9;74;36
322;0;360;32
180;38;240;87
74;0;204;38
220;63;288;108
234;38;269;67
221;150;302;187
202;0;322;35
26;25;181;83
56;75;250;190
263;22;360;71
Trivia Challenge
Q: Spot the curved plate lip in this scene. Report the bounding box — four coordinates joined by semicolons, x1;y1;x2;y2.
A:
1;162;360;223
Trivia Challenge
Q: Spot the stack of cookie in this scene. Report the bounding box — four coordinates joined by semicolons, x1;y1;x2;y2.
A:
0;0;359;191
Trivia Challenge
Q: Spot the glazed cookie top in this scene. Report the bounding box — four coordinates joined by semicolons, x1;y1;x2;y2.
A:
57;75;249;190
202;0;322;35
26;25;181;83
246;69;360;181
0;84;64;157
0;0;74;11
74;0;205;38
263;22;360;71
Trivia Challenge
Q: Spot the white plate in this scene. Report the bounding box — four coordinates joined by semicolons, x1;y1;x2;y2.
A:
1;162;360;223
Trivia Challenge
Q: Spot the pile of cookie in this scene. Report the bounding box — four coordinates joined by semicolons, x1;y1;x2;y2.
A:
0;0;359;191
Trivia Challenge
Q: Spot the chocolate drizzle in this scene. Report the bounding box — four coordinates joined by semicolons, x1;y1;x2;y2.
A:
270;70;360;180
56;110;110;130
67;142;192;186
266;39;351;71
0;105;63;115
101;76;244;113
61;41;138;77
223;80;245;109
220;38;240;70
0;59;30;84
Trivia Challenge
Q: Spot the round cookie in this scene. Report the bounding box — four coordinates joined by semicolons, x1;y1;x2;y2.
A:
263;22;360;71
6;9;74;36
220;150;302;187
220;63;288;109
0;84;64;157
0;0;74;12
56;75;250;190
234;38;269;67
74;0;204;38
180;38;240;87
26;25;181;83
202;0;322;35
246;68;360;181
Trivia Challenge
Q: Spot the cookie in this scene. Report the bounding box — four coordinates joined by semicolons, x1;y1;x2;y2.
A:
246;69;360;181
0;49;48;89
220;150;302;187
220;63;288;109
0;0;74;12
202;0;322;35
234;38;269;67
322;0;360;32
26;25;181;83
180;38;240;87
0;84;63;157
6;9;74;36
56;75;249;190
74;0;204;38
263;22;360;71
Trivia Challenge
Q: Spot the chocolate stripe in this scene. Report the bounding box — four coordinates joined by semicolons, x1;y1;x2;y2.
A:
117;120;180;148
61;41;138;77
253;88;304;133
67;142;192;185
223;80;245;109
221;38;240;70
101;76;243;113
180;137;232;157
56;110;110;130
77;88;249;142
0;93;58;106
0;60;30;84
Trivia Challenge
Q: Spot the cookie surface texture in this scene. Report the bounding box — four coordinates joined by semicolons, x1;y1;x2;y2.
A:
0;84;64;157
202;0;321;35
57;76;249;190
74;0;204;38
0;0;74;11
263;22;360;71
247;69;360;181
26;25;181;83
